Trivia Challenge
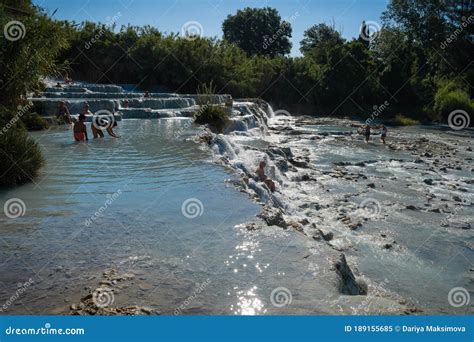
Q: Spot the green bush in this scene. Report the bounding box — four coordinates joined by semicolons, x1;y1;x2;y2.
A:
394;114;419;126
0;128;44;187
0;4;69;108
21;112;50;131
196;81;217;106
194;105;230;133
433;84;473;123
0;1;66;187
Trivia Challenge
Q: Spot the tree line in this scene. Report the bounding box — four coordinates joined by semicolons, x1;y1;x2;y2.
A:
57;1;473;122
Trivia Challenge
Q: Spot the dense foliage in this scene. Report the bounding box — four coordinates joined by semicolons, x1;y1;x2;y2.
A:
0;120;44;187
0;1;68;108
222;7;292;57
0;0;67;186
57;2;472;122
194;105;230;133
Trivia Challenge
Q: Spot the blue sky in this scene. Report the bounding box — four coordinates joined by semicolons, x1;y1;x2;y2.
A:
33;0;389;56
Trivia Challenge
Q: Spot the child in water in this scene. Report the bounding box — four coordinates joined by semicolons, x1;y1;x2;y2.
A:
73;114;88;142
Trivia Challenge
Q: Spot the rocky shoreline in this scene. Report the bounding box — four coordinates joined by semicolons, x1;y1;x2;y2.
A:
198;105;473;315
67;102;472;316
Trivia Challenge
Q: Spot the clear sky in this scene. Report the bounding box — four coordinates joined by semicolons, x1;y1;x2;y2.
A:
33;0;390;56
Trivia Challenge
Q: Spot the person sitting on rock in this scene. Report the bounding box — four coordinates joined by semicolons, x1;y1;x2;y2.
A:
56;101;71;124
73;114;88;142
256;161;276;192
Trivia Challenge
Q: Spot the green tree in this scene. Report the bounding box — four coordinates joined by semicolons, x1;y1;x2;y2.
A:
0;1;67;186
300;23;344;55
382;0;473;114
222;7;292;57
0;1;68;108
382;0;473;75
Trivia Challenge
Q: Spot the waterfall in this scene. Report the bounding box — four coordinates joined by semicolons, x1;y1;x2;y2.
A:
266;104;275;118
30;80;283;208
212;135;238;160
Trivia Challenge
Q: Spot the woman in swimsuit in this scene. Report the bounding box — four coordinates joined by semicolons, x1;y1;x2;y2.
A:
56;101;72;124
73;114;88;142
92;117;120;138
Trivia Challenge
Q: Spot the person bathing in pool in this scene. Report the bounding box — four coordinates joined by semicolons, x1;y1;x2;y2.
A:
56;101;72;125
81;103;93;116
73;114;88;142
92;118;120;138
379;124;388;144
256;161;276;192
363;124;371;143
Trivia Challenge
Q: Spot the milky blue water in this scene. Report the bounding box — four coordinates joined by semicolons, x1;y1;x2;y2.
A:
0;119;332;315
1;120;471;315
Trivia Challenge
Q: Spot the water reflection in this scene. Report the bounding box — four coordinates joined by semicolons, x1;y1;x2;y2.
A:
231;286;266;315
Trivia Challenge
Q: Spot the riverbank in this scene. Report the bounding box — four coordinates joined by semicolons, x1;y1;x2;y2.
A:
1;91;471;316
200;103;473;315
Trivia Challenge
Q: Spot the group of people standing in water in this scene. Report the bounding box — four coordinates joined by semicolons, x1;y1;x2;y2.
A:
56;95;388;193
56;101;120;142
359;123;388;144
255;123;389;194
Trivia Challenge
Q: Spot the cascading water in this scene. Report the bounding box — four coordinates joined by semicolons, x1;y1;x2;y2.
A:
207;102;474;316
30;83;230;119
11;81;470;316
